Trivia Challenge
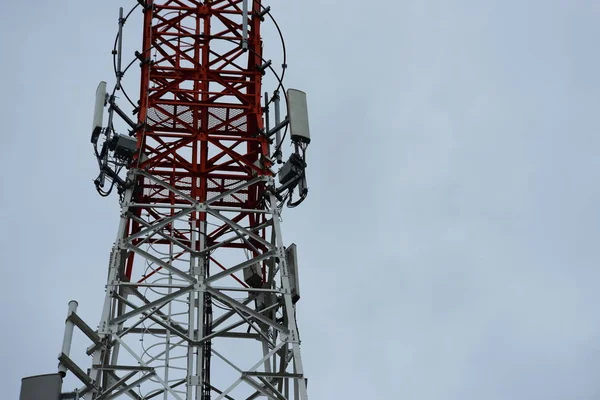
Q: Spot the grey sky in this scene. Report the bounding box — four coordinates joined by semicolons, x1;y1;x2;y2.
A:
2;1;600;399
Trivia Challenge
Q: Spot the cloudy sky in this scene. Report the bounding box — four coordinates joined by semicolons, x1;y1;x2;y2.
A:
3;1;600;399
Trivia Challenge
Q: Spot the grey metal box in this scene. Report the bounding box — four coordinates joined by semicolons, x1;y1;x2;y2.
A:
20;373;62;400
244;263;262;288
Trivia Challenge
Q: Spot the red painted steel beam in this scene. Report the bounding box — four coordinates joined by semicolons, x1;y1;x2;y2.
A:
123;0;269;281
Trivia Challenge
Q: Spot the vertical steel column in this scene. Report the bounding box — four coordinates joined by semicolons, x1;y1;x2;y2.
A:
58;300;78;377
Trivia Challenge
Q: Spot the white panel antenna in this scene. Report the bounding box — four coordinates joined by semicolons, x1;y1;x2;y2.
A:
287;89;311;144
92;81;107;142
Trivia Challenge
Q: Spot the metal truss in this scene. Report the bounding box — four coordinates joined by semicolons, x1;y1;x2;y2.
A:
20;1;311;400
63;1;310;399
85;169;307;400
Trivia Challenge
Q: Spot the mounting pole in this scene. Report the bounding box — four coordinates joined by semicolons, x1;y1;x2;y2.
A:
242;0;249;50
116;7;124;90
274;91;283;163
58;300;78;377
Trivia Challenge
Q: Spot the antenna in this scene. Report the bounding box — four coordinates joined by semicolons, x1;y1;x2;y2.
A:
272;88;312;207
91;81;107;144
288;89;311;144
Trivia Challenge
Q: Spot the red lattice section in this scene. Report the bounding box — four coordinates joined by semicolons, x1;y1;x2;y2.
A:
124;0;271;279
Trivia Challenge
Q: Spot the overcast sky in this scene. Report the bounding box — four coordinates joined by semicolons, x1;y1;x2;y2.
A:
3;1;600;399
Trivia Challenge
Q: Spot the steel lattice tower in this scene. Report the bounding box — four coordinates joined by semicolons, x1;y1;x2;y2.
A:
21;1;311;400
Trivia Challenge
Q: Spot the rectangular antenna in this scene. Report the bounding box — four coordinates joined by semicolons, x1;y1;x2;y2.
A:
286;243;301;303
287;89;311;144
92;81;107;142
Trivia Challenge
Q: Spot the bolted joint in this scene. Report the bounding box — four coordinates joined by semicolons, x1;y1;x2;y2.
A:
134;51;152;66
257;60;272;75
137;0;150;11
256;6;271;21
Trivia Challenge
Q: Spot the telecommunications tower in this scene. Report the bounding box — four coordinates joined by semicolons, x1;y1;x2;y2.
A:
20;1;311;399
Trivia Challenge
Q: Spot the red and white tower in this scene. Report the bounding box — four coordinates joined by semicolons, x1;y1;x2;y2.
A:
21;2;311;399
